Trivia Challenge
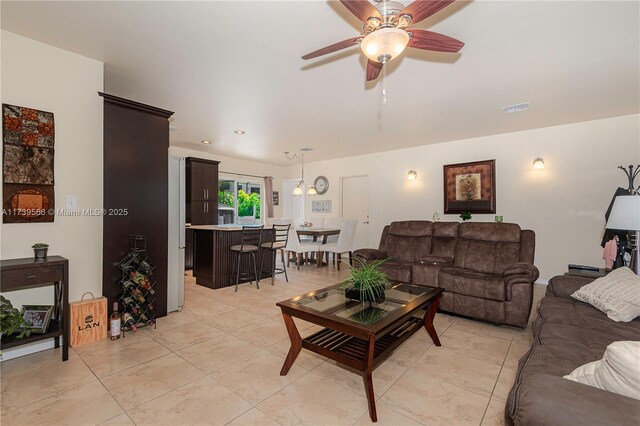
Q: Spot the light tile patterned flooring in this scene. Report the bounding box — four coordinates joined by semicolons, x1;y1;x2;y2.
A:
1;266;545;425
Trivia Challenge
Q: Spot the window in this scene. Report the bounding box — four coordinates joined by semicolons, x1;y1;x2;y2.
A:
218;177;262;224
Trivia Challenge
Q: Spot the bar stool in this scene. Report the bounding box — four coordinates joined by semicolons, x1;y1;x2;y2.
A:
260;224;291;285
230;225;263;292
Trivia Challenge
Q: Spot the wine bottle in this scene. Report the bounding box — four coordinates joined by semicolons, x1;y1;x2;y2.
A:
122;312;137;331
131;288;146;303
110;302;121;340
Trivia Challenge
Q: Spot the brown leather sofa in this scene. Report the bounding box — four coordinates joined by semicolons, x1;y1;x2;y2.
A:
353;220;539;327
506;274;640;425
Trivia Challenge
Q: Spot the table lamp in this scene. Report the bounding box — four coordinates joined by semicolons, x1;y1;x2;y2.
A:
606;195;640;274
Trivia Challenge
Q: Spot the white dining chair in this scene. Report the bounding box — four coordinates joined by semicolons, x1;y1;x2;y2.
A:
318;219;358;271
285;226;322;270
322;217;343;262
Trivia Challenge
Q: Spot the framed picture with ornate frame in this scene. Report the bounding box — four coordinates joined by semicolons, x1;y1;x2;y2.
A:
443;159;496;214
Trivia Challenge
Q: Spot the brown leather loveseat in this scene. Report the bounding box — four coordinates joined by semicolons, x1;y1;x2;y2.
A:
354;220;539;328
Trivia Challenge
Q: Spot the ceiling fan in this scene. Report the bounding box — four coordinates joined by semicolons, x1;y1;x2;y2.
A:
302;0;464;81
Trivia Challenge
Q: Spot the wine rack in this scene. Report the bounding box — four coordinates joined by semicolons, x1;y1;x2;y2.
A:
118;235;156;334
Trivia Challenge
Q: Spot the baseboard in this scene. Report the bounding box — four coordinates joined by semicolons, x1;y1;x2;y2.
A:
0;339;55;362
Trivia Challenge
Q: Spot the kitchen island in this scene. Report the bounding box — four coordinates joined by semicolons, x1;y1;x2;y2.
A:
190;225;275;289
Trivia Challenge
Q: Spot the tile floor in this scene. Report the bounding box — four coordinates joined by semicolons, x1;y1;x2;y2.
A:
0;265;545;426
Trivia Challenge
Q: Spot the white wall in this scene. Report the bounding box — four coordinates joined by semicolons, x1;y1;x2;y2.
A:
1;31;104;358
168;147;283;218
285;114;640;280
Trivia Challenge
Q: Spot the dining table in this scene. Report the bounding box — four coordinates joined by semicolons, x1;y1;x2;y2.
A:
295;226;341;268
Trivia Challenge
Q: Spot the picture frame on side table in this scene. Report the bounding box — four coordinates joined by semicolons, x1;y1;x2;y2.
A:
21;304;54;334
443;159;496;214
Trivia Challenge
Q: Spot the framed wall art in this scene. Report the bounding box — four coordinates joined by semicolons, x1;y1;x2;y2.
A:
443;159;496;214
2;103;55;223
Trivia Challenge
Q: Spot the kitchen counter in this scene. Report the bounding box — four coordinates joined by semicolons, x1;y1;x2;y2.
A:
191;226;274;289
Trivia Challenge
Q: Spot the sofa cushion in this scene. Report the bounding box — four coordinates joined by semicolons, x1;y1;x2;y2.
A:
380;261;412;283
438;267;506;301
458;222;522;243
388;221;433;237
453;238;521;275
433;222;459;238
571;267;640;322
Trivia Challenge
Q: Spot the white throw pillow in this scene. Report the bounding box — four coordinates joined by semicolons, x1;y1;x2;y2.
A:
564;341;640;400
571;267;640;322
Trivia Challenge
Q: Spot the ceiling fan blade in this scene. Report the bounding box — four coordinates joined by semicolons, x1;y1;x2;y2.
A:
407;29;464;52
400;0;455;25
366;60;383;82
340;0;382;22
302;36;362;60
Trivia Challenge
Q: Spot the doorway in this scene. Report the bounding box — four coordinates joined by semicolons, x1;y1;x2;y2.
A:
341;175;369;250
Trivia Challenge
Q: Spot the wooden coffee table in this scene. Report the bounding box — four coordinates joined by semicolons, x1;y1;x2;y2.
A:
276;283;443;422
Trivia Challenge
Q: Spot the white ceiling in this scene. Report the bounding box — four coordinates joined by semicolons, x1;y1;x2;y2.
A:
2;1;638;166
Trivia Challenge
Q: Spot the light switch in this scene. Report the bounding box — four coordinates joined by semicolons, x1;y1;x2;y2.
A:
66;195;78;210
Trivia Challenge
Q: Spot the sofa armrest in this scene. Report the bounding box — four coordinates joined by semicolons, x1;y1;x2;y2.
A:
352;248;388;263
507;374;640;426
503;262;539;283
546;274;595;299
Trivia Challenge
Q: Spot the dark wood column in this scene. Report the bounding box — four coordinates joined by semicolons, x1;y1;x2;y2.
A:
100;93;174;318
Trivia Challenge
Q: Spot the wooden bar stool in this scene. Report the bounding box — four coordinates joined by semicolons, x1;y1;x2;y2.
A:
230;225;263;292
260;223;291;285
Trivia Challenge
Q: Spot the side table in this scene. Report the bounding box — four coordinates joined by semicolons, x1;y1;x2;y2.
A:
1;256;69;361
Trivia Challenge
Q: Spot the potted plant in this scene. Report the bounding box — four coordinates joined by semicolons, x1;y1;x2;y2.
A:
460;211;472;221
339;258;391;303
0;295;31;340
31;243;49;261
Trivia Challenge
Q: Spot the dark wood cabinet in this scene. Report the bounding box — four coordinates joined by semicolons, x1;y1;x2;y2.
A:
100;93;173;318
186;158;220;225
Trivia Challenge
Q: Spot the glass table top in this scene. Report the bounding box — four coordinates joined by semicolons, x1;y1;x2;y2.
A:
292;284;428;326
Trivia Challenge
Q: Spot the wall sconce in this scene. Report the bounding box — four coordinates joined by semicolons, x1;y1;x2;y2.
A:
407;170;418;180
533;158;545;169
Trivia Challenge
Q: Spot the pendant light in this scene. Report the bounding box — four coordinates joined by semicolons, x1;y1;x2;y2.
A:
285;151;317;196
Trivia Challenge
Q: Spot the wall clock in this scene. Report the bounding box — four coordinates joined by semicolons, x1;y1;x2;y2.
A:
314;176;329;195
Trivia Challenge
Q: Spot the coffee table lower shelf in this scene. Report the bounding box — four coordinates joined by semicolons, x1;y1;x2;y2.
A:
303;316;423;371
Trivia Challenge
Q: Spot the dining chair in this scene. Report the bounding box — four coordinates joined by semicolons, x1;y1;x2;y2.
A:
260;223;291;285
323;217;344;264
285;226;322;270
230;225;263;292
318;219;358;271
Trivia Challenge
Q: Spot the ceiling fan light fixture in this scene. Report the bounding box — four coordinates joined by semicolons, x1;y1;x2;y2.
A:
360;27;410;63
293;184;304;196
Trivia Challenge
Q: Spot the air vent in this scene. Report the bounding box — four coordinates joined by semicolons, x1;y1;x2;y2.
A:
502;102;531;114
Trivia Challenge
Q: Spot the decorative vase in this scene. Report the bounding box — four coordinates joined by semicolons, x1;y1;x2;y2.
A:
33;247;48;261
345;287;385;303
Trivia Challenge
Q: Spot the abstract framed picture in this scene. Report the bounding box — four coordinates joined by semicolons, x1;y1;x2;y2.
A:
3;183;55;223
443;159;496;214
2;103;55;223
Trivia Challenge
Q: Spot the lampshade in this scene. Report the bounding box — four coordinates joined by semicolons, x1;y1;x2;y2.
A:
293;184;303;196
607;195;640;231
307;186;317;195
533;158;545;169
360;27;410;63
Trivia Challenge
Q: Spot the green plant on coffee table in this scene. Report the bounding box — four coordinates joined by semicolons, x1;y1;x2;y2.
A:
0;295;31;338
339;258;390;302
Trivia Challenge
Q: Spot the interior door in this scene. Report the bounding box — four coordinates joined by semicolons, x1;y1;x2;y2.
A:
341;175;369;250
